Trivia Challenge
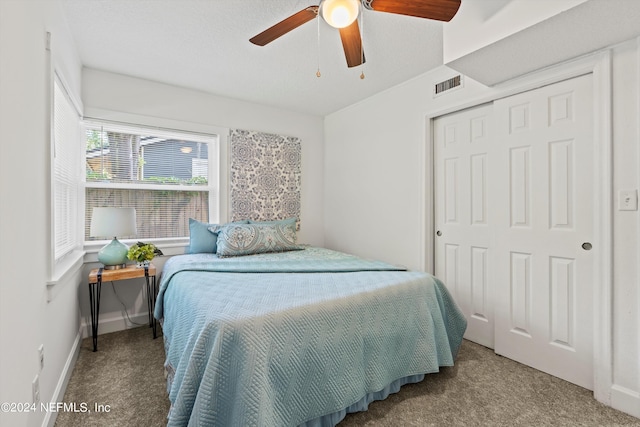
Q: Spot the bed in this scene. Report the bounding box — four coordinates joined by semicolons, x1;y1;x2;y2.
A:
154;246;466;427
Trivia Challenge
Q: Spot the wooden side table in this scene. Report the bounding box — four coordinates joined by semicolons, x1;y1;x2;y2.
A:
88;263;157;351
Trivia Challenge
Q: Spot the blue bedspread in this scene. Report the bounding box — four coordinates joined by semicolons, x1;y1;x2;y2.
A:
155;247;466;427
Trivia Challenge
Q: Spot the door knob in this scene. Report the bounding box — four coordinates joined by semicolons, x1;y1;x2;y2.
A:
581;242;592;251
436;230;442;236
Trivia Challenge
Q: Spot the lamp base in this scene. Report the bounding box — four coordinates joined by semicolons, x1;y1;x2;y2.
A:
97;238;129;269
103;263;127;270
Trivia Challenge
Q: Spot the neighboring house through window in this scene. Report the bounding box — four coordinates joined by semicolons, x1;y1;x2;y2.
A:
84;121;219;244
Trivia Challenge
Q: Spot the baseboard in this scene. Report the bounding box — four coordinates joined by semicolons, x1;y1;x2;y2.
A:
610;384;640;419
42;314;151;427
81;311;151;338
43;325;83;427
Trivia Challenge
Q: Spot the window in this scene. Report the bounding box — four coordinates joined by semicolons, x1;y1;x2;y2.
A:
53;76;82;261
84;121;219;242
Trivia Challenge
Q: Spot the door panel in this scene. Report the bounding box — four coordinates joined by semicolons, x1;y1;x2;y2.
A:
493;74;594;390
434;104;494;348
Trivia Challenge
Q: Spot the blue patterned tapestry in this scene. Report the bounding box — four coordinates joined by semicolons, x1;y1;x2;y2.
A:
229;129;301;225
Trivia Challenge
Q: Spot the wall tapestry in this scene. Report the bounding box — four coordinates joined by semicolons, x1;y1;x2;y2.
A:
229;129;301;226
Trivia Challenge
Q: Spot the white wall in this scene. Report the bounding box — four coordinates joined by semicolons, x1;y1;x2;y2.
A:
80;69;326;336
0;1;83;427
610;39;640;412
82;69;325;246
324;41;639;418
324;68;490;270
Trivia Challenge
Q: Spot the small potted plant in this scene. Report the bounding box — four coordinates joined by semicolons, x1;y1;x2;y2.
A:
127;242;163;267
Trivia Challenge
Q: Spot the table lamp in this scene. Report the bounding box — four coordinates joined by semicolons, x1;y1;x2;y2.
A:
90;207;137;270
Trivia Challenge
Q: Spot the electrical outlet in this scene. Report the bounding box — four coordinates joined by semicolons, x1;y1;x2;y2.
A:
38;344;44;371
32;375;40;406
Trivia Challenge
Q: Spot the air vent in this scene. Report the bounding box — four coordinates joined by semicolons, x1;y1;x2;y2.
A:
433;75;462;97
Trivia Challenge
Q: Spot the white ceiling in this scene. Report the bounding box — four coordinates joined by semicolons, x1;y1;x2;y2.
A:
60;0;450;116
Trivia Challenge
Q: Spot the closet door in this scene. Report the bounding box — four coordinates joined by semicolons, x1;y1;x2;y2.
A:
492;74;594;390
434;104;494;348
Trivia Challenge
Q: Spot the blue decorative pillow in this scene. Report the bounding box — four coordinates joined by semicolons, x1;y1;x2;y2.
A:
187;218;249;254
210;221;302;257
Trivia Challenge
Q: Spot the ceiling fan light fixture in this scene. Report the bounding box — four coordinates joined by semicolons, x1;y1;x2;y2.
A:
320;0;360;29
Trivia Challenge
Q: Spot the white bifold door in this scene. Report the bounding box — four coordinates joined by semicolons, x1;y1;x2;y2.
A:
434;74;594;390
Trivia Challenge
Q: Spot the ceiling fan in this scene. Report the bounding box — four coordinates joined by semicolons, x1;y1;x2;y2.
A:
249;0;462;68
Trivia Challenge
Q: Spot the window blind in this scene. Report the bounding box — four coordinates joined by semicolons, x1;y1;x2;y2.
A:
84;121;218;241
53;78;81;261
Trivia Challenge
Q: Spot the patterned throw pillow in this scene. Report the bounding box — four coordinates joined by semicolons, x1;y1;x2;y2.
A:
187;218;249;254
209;221;302;257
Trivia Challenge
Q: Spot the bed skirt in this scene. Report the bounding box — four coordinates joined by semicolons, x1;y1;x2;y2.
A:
298;374;426;427
164;353;425;427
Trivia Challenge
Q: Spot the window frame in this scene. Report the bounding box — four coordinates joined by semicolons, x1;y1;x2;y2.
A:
49;71;85;286
81;116;225;257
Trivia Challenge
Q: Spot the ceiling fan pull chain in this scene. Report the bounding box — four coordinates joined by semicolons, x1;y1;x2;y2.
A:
316;11;322;78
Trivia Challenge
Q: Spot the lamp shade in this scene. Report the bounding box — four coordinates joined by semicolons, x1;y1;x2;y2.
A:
90;207;137;238
321;0;359;28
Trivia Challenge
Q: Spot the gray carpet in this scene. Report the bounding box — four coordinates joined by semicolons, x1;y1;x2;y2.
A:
56;326;639;427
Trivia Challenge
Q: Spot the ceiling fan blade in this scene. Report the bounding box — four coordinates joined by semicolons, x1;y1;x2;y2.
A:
339;19;365;68
250;6;319;46
366;0;461;22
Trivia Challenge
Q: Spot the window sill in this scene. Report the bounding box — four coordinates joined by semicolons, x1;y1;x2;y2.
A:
47;249;86;302
83;238;189;263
